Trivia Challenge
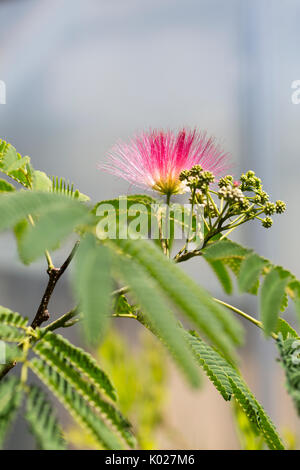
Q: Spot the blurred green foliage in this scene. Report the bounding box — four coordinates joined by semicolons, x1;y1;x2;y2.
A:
66;327;167;449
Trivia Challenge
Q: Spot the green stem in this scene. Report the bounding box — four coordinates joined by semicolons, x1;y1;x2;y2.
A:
43;308;80;333
112;313;137;320
213;297;278;340
165;193;171;257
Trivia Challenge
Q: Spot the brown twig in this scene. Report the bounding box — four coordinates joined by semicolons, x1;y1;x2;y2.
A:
0;242;79;382
31;242;79;329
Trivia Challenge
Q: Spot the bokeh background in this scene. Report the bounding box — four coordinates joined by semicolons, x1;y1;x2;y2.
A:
1;0;300;449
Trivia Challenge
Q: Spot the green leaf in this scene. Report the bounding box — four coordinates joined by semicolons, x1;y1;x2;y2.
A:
0;179;15;192
52;176;90;202
112;238;243;359
0;308;28;343
187;331;284;450
32;170;52;192
287;280;300;323
203;240;263;295
233;400;264;450
206;259;233;294
0;307;28;329
0;324;26;342
228;377;284;450
186;331;232;400
39;331;117;401
14;219;30;265
73;235;113;346
29;358;124;450
0;377;23;448
0;191;86;232
0;343;24;364
93;194;156;217
114;255;201;387
238;254;267;293
31;344;134;448
203;239;250;261
277;335;300;416
204;239;300;325
260;268;290;336
19;202;89;263
25;385;66;450
276;318;299;340
0;139;33;187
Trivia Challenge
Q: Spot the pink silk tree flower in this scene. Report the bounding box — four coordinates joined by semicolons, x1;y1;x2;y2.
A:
100;129;230;196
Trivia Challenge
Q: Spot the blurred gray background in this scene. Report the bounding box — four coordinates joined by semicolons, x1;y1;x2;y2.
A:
1;0;300;449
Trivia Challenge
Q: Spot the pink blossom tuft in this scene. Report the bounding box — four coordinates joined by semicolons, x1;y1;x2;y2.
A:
100;128;230;196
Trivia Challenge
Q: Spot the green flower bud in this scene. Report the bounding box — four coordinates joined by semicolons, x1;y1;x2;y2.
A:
218;175;233;188
264;202;276;215
179;170;190;181
189;165;203;177
258;190;269;204
254;195;261;204
275;200;286;214
262;217;273;228
239;198;251;210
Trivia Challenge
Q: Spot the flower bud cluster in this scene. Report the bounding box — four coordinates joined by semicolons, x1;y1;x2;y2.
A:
180;167;286;232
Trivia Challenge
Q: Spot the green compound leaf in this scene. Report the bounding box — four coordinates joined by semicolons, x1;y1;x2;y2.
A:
0;307;28;343
32;170;52;192
0;139;33;188
114;255;201;387
186;331;232;400
0;191;88;232
73;235;113;347
25;385;66;450
19;202;90;263
0;307;28;329
261;268;290;336
0;179;15;193
39;331;117;402
203;239;250;261
276;318;299;340
52;176;90;202
186;331;284;450
32;343;134;448
0;324;26;342
112;238;243;360
206;259;233;295
238;253;267;294
29;358;127;450
277;334;300;416
0;377;23;448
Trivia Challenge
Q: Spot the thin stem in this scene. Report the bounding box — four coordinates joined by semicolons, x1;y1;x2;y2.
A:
43;308;80;333
44;250;54;270
207;190;220;216
112;313;137;320
165;193;171;257
218;221;245;241
213;297;278;340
